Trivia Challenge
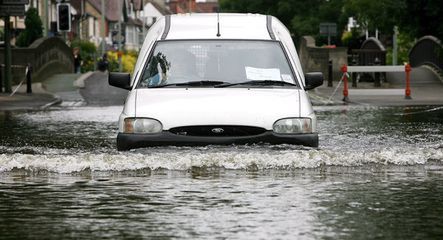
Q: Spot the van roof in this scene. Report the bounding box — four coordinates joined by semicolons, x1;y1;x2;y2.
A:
165;13;274;40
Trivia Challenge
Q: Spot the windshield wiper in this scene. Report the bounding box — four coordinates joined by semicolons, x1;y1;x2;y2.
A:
149;80;229;88
215;80;297;88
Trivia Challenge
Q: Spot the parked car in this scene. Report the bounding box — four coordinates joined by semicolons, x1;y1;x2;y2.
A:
109;13;323;151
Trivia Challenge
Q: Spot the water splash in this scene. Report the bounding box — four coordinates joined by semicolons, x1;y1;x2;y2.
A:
2;105;443;173
1;144;442;173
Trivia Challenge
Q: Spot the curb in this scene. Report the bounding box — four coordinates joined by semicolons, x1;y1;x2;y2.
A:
39;97;63;110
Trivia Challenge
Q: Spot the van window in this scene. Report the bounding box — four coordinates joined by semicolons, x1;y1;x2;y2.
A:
138;40;298;88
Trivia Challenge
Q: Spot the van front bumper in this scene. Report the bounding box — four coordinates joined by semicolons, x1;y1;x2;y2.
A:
116;131;318;151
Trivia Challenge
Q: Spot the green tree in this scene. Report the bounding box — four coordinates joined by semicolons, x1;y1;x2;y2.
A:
16;8;43;47
343;0;405;34
220;0;443;48
220;0;346;45
400;0;443;40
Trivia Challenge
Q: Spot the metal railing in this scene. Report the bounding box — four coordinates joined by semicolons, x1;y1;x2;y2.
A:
338;64;412;102
0;63;32;95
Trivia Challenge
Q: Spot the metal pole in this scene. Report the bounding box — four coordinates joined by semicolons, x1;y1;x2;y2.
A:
342;65;349;102
142;16;146;42
26;64;32;94
327;60;333;87
374;58;381;87
351;58;357;88
118;0;122;72
43;0;49;37
4;16;12;93
0;64;3;93
80;0;84;40
393;26;398;66
101;0;106;56
405;64;412;99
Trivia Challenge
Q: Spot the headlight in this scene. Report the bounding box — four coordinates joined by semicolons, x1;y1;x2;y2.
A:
273;118;312;134
124;118;163;134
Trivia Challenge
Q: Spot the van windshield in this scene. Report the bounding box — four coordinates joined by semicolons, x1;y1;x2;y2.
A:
138;40;299;88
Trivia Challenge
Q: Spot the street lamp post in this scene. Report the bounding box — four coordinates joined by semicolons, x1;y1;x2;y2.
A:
43;0;49;37
118;0;122;72
4;16;12;93
101;0;106;56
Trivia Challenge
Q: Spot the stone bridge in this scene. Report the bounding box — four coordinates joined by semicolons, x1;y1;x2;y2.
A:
409;36;443;80
0;37;73;85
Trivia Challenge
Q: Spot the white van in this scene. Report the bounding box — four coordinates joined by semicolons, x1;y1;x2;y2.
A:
109;13;323;151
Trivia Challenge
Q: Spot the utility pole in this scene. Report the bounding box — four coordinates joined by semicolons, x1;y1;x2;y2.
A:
142;17;146;46
118;0;122;72
101;0;106;56
80;0;84;40
2;1;28;93
43;0;49;37
4;16;12;93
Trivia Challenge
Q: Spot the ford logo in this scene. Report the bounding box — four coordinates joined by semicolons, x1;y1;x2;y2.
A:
211;128;224;134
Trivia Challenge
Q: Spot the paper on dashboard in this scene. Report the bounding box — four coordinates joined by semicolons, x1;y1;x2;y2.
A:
245;67;281;80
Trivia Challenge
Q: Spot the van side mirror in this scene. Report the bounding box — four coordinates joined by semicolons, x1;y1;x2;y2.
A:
109;72;131;90
304;72;324;90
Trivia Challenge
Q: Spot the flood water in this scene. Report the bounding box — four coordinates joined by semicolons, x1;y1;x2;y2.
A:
1;104;443;239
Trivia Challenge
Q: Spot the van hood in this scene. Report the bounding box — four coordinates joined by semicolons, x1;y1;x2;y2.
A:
134;88;300;130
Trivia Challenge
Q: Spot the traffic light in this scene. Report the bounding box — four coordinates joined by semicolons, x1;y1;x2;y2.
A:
57;3;71;32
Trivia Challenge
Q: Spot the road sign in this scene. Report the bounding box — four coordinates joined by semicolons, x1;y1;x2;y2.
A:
319;23;337;37
0;5;25;16
112;29;126;45
319;22;337;45
1;0;29;4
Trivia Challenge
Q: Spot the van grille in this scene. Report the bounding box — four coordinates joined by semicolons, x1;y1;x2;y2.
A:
169;125;266;137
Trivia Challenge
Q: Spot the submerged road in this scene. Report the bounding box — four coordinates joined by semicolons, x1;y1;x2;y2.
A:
1;104;442;239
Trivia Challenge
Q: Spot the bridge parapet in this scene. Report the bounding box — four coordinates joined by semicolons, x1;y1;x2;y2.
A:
409;36;443;73
0;37;73;84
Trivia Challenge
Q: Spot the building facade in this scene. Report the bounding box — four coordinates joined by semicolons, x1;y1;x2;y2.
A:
2;0;217;50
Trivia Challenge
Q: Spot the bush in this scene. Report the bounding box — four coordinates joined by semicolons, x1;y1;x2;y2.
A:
341;28;362;50
70;39;138;73
107;50;138;73
386;31;414;65
16;8;43;47
71;39;97;73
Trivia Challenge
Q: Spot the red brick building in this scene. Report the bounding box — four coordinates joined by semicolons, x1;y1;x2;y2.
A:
168;0;219;14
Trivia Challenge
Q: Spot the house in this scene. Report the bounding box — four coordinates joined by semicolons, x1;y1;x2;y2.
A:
74;0;144;50
195;0;219;13
140;0;172;28
21;0;145;50
7;0;216;49
123;0;144;50
167;0;219;14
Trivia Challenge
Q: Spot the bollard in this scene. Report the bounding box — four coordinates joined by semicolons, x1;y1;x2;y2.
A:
405;63;412;99
351;58;357;88
341;64;349;102
374;57;381;87
328;60;333;87
26;63;32;94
